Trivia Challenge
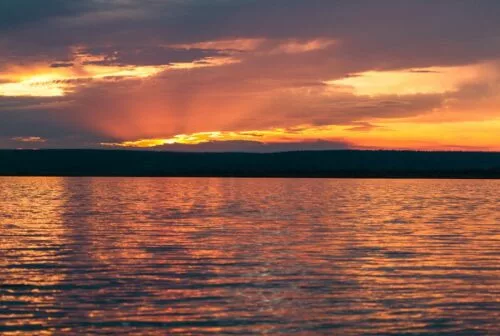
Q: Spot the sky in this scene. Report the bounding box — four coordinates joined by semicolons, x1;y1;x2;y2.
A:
1;0;500;151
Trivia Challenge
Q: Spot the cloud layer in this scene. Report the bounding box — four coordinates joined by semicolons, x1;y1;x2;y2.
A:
1;0;500;150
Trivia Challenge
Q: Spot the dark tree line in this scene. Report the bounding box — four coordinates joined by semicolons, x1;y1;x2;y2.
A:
1;150;500;178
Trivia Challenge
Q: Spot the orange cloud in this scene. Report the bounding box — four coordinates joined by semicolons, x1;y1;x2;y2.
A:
0;63;165;97
172;38;265;52
270;39;336;54
101;119;500;152
12;136;47;143
0;46;237;97
172;38;336;55
101;129;310;148
326;63;491;96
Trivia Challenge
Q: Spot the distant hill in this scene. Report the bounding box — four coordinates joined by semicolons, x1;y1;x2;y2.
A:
1;149;500;178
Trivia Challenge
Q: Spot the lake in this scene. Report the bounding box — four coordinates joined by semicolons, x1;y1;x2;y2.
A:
0;177;499;335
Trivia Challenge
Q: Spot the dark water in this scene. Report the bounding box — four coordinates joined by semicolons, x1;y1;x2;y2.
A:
0;177;499;335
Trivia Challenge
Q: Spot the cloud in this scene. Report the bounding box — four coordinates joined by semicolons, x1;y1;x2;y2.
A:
346;122;384;132
11;136;46;143
143;139;351;153
0;0;91;31
1;1;500;150
50;62;74;68
4;1;500;69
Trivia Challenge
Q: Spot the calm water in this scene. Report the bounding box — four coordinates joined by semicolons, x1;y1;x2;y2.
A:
0;178;499;335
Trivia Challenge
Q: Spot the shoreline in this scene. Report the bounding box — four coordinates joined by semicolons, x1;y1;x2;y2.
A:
1;149;500;179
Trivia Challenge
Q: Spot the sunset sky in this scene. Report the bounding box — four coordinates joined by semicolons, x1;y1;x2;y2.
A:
1;0;500;151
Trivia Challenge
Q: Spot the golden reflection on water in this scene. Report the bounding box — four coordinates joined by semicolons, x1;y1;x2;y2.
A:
0;177;499;335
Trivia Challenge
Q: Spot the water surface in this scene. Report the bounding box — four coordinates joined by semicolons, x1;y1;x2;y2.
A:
0;178;499;335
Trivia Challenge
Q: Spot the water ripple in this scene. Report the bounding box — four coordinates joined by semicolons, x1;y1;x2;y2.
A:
0;177;499;335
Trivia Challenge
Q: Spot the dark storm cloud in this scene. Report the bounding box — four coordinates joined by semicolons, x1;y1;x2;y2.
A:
120;0;500;67
0;0;91;30
4;0;500;68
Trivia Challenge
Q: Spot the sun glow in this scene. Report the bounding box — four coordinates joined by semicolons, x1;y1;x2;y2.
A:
327;64;490;96
101;118;500;152
102;130;280;148
0;52;236;98
101;128;330;148
0;64;165;97
0;74;67;97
